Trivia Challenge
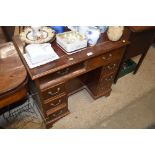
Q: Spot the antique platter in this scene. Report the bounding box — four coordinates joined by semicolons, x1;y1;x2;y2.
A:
20;27;55;44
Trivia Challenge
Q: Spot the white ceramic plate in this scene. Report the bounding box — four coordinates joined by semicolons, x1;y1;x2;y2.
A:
20;27;55;44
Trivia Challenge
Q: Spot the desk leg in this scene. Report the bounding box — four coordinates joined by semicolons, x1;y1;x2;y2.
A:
133;51;148;74
133;34;155;74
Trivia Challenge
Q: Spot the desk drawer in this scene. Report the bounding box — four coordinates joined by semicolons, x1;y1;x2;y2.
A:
100;74;115;84
46;106;69;121
101;61;119;77
98;74;115;93
86;48;123;70
43;94;67;111
39;62;85;89
41;83;65;101
55;63;84;77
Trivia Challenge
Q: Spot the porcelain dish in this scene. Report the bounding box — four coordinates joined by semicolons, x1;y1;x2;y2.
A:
20;27;55;44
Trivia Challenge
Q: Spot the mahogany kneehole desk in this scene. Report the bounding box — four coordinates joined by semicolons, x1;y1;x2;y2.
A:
13;33;128;128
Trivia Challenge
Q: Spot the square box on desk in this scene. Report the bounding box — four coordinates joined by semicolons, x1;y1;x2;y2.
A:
56;31;87;54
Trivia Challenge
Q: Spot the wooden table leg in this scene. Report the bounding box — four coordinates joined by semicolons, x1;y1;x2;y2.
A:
133;51;148;74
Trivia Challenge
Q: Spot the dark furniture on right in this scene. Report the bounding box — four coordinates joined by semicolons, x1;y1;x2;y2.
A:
114;26;155;83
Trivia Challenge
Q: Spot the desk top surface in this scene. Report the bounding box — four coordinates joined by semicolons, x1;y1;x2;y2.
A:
13;32;129;80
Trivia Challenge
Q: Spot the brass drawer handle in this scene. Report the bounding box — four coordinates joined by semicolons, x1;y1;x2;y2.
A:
57;68;70;75
50;99;62;107
105;76;113;81
102;53;112;60
47;87;60;96
53;110;63;117
107;64;116;70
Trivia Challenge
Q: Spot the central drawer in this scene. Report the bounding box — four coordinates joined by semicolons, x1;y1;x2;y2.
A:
86;48;123;71
39;62;86;90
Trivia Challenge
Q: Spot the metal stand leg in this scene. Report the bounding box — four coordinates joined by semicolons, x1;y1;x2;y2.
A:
1;93;44;129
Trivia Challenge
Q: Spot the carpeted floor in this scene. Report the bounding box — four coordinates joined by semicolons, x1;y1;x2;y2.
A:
94;87;155;129
52;45;155;129
0;27;155;129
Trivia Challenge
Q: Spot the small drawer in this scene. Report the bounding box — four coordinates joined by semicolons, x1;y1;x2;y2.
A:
101;61;119;77
43;94;67;111
97;75;114;94
41;83;65;101
100;74;115;84
91;74;114;96
97;83;112;95
86;48;123;70
46;107;69;122
100;74;114;89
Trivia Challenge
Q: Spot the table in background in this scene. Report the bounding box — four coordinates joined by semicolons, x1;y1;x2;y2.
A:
114;26;155;83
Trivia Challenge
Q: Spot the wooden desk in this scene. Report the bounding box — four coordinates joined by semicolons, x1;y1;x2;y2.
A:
13;33;128;128
114;26;155;83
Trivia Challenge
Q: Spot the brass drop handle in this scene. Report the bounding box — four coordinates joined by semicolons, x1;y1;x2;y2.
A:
57;68;70;75
53;110;63;117
50;99;62;106
107;63;116;70
47;87;60;96
102;53;112;60
105;76;113;81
